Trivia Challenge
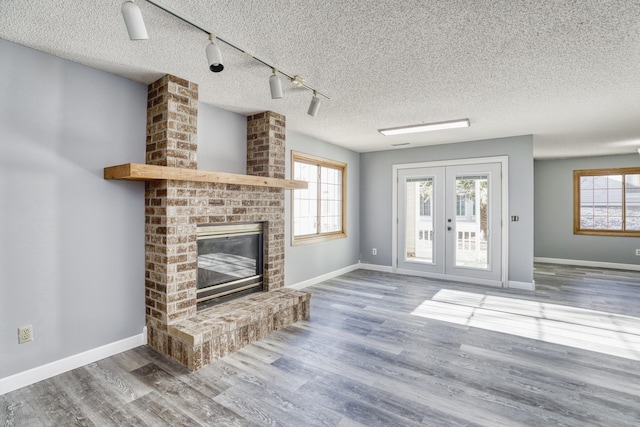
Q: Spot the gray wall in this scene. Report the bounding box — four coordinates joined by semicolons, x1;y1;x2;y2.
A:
197;111;364;286
535;154;640;264
0;39;147;378
360;135;534;284
197;102;247;174
285;131;361;285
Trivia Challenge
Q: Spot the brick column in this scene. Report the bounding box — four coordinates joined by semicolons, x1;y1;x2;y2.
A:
146;75;198;169
145;75;199;357
247;112;286;179
246;112;286;290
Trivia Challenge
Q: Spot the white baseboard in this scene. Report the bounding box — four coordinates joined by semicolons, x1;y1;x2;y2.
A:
286;263;397;289
508;280;536;290
292;263;536;291
395;268;504;287
0;327;147;396
287;264;361;289
535;257;640;272
357;263;393;273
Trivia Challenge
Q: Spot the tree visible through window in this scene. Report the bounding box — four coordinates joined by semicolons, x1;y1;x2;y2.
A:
574;167;640;236
292;151;347;244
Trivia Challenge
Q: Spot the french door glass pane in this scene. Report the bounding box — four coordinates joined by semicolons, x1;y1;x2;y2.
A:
455;175;488;269
405;177;434;263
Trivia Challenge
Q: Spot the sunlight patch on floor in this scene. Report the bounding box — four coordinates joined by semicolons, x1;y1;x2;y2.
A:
411;289;640;361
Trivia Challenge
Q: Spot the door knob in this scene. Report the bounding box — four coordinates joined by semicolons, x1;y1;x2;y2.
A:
447;226;452;231
447;219;452;223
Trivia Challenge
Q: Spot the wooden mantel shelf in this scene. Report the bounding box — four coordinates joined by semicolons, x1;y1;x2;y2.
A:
104;163;307;190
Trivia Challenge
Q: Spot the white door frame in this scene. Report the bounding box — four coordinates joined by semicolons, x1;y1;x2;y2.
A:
392;156;509;287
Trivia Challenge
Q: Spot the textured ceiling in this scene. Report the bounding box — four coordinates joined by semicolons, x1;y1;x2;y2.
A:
1;0;640;158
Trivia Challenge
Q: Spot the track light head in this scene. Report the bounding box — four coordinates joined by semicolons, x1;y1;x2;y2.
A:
206;35;224;72
121;0;148;41
269;68;283;99
307;91;320;117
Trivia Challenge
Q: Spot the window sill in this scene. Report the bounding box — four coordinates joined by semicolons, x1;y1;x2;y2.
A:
292;232;347;246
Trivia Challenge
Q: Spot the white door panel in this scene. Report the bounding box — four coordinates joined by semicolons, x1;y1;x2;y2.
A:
396;162;503;284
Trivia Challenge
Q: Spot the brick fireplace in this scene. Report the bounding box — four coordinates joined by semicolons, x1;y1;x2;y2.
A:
142;74;310;370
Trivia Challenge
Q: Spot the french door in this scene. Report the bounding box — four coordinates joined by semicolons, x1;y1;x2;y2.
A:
396;161;503;285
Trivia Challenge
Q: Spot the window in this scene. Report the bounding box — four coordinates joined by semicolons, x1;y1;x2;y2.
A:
574;167;640;236
292;151;347;244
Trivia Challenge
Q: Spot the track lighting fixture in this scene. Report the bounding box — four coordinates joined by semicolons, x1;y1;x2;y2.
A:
269;69;283;99
122;0;328;114
307;91;321;117
121;0;148;40
205;35;224;73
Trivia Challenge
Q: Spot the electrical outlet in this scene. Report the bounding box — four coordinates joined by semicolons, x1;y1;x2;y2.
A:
636;249;640;256
18;325;33;344
372;248;377;255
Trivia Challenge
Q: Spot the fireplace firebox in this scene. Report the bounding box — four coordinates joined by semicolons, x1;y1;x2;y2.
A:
196;222;264;310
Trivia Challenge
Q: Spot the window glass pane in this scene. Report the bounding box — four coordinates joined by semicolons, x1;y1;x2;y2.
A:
580;189;593;206
293;161;319;237
593;176;608;189
580;176;594;189
608;217;623;230
580;207;593;218
625;174;640;231
455;175;488;269
581;217;594;228
593;189;607;205
608;175;623;189
593;215;607;229
608;189;622;207
292;155;345;240
405;177;434;263
626;174;640;189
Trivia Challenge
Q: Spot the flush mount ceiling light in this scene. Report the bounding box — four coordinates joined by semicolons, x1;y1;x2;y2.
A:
121;0;148;40
121;0;328;115
379;118;470;136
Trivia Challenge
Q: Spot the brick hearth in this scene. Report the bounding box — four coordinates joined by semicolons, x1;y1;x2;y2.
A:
143;74;309;370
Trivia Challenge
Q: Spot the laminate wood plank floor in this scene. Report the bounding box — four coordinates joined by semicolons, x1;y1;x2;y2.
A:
2;263;640;426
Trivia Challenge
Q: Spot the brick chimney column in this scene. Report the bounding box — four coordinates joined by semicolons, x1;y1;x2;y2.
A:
246;112;286;291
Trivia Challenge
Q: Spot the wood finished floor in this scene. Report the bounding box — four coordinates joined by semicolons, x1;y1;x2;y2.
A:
2;264;640;426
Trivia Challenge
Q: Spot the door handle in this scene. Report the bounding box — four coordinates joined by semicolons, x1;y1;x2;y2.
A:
447;226;452;231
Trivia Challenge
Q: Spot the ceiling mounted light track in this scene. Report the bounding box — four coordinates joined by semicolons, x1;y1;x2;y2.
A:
379;118;470;136
121;0;328;116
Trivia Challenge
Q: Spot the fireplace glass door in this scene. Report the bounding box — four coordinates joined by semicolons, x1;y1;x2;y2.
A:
197;223;264;309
